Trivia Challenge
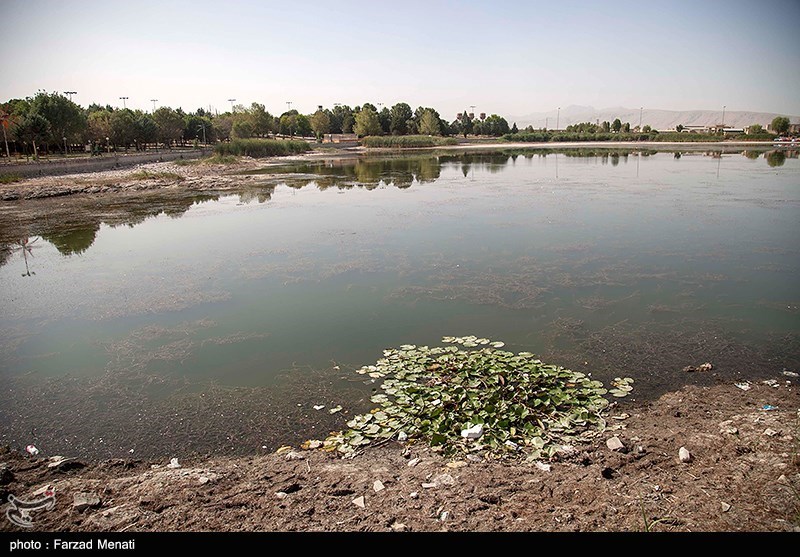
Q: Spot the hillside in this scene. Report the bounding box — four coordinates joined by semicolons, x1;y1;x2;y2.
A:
508;105;800;132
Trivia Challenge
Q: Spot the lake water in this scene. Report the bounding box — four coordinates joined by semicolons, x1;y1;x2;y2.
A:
1;147;798;458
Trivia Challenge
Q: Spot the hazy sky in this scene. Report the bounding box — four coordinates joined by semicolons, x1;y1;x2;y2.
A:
2;0;799;118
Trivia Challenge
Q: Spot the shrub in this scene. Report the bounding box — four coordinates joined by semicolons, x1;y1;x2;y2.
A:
215;139;311;158
361;135;458;148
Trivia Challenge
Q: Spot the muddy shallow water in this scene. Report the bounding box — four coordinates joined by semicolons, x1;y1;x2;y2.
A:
1;147;798;459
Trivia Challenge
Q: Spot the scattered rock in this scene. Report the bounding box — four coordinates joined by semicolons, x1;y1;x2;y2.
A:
734;382;752;391
373;480;385;493
421;482;437;489
397;432;408;442
284;451;306;461
534;462;552;472
466;454;483;463
698;363;713;372
166;458;181;469
407;458;421;467
762;379;779;388
25;445;39;456
439;511;449;521
431;473;455;487
312;405;325;411
478;494;501;505
719;420;739;435
275;492;288;500
391;522;407;532
409;492;419;499
461;424;484;439
682;366;697;373
721;502;731;513
782;370;799;378
0;464;15;485
446;461;467;469
606;436;626;452
352;496;366;509
679;447;693;463
198;476;211;485
763;428;779;437
73;492;101;512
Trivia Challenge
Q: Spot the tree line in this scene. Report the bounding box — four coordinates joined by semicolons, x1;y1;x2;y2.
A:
0;91;514;158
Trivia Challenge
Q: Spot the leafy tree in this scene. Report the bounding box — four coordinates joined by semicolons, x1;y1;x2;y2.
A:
341;111;355;134
184;114;213;143
87;110;112;143
378;107;391;134
601;121;611;133
676;124;684;132
612;118;622;133
248;102;273;137
622;122;631;133
133;111;158;147
213;114;233;141
390;102;413;135
458;110;473;138
771;116;790;134
295;113;312;137
153;107;184;146
419;109;441;135
510;122;518;134
310;109;331;140
232;118;254;139
30;91;87;152
14;111;50;158
110;109;137;149
748;124;763;134
642;125;652;133
353;107;382;137
483;114;510;136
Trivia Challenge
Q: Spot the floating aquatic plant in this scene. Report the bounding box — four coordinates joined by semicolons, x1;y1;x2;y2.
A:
323;336;632;460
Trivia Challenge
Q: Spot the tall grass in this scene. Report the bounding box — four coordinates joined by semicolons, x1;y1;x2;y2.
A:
0;173;22;184
215;139;311;158
361;135;459;148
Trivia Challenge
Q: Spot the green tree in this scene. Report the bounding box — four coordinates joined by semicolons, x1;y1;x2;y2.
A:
133;111;158;148
341;111;355;134
483;114;510;136
378;107;391;134
295;113;312;137
87;110;112;143
510;122;518;134
213;114;233;141
153;107;185;146
771;116;790;134
612;118;622;133
418;109;441;135
747;124;763;135
458;110;473;138
353;107;382;137
110;109;136;149
676;124;684;132
601;121;611;133
390;102;413;135
14;111;50;158
248;102;273;137
30;91;87;152
642;125;652;133
310;109;331;140
622;122;631;133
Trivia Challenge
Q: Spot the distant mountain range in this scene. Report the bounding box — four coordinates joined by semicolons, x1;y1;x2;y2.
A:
507;105;800;131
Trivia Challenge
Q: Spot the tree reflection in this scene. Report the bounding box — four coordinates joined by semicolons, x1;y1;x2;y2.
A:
9;236;40;276
766;150;786;167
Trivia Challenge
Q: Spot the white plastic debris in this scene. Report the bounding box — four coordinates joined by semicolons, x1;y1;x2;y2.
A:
25;444;39;456
352;496;366;509
461;423;484;439
535;462;552;472
166;457;181;469
373;480;385;493
313;405;325;411
734;382;752;391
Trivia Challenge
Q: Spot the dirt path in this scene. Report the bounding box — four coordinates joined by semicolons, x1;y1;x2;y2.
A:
1;382;797;532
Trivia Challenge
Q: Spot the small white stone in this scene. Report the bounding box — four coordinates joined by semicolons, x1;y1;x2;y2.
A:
721;502;731;512
679;447;692;463
397;432;408;442
373;480;385;493
166;457;181;469
461;423;484;439
606;436;625;452
407;458;421;467
352;496;366;509
764;428;779;437
275;491;288;499
409;492;419;499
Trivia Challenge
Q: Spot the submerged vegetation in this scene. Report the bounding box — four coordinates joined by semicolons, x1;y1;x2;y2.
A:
322;337;632;460
361;135;459;149
214;139;310;158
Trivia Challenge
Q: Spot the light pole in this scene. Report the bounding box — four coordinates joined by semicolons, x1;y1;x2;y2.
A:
639;107;643;130
286;101;292;112
119;96;128;109
721;105;726;127
63;136;67;156
228;98;236;113
151;99;158;113
377;102;383;111
64;91;77;102
469;105;476;117
545;117;548;131
556;107;560;131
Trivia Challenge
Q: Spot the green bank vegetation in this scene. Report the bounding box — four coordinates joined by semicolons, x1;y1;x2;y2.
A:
361;135;459;148
214;139;310;158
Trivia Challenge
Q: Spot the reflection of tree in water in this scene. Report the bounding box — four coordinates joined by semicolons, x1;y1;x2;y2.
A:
41;225;99;255
743;150;761;160
237;186;276;205
7;236;40;276
766;150;786;167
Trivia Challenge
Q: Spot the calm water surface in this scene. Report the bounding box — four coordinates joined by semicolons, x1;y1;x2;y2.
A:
1;148;798;457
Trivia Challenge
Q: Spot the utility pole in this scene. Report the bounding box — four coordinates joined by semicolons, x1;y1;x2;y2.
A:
64;91;77;102
119;96;128;109
721;105;726;127
228;99;236;113
639;107;643;130
556;107;560;131
286;101;292;112
151;99;158;113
